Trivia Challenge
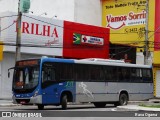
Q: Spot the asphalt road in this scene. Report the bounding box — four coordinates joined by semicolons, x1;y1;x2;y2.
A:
0;104;117;111
0;104;160;119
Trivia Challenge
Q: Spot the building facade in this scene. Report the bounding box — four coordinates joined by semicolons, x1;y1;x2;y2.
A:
0;0;160;98
102;0;160;97
0;11;109;99
0;0;103;99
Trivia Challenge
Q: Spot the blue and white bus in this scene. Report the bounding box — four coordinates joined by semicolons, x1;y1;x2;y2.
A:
9;57;154;110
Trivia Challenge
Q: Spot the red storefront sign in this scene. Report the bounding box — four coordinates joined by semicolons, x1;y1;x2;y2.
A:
63;21;110;59
154;0;160;51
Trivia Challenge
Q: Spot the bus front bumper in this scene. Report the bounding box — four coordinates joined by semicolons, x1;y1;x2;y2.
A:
12;95;42;105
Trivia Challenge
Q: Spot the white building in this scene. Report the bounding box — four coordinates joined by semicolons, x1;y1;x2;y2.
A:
0;0;102;99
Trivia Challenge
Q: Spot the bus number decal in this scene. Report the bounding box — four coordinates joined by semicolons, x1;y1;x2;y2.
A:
65;81;74;88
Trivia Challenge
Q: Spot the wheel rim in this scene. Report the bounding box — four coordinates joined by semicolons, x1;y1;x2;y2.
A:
121;96;126;105
62;95;67;109
120;94;127;105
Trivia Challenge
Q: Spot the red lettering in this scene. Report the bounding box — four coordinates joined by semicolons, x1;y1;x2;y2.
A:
106;15;111;22
22;22;30;34
31;23;34;34
128;11;146;20
43;25;50;36
107;14;127;23
14;21;59;38
36;24;42;35
51;28;58;38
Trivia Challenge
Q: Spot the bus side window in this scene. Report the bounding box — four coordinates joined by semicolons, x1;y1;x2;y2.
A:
142;69;152;82
90;65;104;81
117;67;130;82
42;68;55;82
59;63;73;80
104;66;117;82
130;68;142;82
130;69;136;82
75;64;89;81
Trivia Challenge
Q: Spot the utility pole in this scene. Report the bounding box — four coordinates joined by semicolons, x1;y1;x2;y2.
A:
15;0;22;62
144;0;149;65
15;0;30;62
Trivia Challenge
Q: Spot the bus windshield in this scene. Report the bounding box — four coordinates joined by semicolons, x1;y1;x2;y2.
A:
13;66;39;90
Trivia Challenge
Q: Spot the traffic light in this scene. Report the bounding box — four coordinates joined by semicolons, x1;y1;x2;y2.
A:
20;0;30;13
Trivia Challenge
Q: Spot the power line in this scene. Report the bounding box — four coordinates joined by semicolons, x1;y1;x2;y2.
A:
0;15;18;19
0;41;158;49
0;14;18;32
0;21;16;32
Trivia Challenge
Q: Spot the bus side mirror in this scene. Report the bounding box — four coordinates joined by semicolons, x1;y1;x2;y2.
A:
8;71;10;78
8;67;14;78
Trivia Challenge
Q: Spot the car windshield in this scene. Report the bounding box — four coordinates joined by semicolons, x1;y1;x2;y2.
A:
13;66;39;90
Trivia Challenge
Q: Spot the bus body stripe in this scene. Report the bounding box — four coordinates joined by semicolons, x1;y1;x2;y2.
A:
41;58;75;63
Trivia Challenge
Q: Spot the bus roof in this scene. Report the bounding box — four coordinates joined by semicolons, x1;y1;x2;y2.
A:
40;57;152;69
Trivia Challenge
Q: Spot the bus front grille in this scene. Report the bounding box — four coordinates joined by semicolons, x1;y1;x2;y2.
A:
16;99;30;104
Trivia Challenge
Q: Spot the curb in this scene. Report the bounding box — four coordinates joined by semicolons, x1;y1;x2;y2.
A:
117;105;160;111
0;104;18;107
128;101;150;104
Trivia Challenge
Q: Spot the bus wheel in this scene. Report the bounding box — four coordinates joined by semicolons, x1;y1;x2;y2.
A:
37;104;44;110
93;102;106;108
119;93;128;106
61;95;68;110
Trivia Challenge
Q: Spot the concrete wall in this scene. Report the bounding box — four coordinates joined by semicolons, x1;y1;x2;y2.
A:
136;52;153;65
0;53;15;99
74;0;102;26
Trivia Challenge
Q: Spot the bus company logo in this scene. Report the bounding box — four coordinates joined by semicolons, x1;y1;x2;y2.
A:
106;10;146;30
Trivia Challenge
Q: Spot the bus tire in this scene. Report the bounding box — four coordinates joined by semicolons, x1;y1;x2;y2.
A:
118;93;128;106
37;104;44;110
93;102;106;108
61;95;68;110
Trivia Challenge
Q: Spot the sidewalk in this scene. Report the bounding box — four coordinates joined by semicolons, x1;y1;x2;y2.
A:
0;99;16;107
118;98;160;111
117;105;160;111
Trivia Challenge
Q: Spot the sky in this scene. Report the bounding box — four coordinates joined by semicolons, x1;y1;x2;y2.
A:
0;0;75;20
